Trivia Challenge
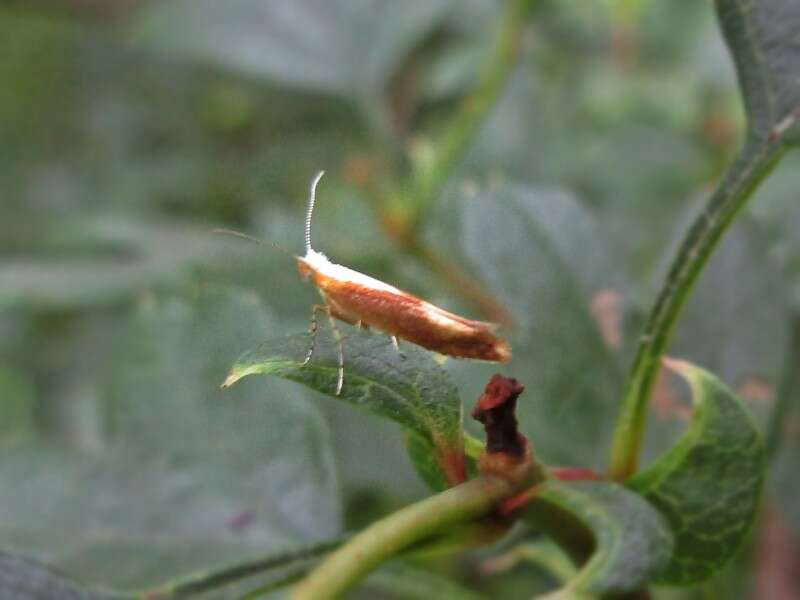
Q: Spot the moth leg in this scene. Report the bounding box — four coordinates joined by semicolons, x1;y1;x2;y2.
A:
390;335;400;351
325;310;345;395
303;304;330;366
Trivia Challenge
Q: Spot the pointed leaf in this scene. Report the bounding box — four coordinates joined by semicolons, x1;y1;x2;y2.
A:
224;327;466;486
521;480;673;596
716;0;800;144
628;358;766;584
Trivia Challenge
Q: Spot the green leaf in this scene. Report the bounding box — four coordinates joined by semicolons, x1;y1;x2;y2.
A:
0;551;117;600
716;0;800;144
522;480;673;597
224;327;466;487
0;287;340;589
134;0;451;102
628;358;766;584
461;182;624;469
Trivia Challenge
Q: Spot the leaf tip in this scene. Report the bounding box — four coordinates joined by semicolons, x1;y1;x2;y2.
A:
222;364;269;388
661;355;694;378
221;370;242;389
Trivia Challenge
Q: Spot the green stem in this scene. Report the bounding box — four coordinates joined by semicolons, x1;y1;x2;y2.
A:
410;0;533;224
288;476;514;600
608;138;788;481
366;0;532;326
139;538;342;599
766;313;800;461
239;523;510;600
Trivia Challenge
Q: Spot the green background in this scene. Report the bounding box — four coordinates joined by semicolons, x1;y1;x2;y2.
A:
1;0;799;598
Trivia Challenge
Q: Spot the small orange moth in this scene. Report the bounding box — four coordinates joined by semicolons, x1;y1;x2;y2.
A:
218;171;511;394
295;171;511;394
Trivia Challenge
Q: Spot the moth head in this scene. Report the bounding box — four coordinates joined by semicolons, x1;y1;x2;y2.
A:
296;256;314;281
296;249;328;282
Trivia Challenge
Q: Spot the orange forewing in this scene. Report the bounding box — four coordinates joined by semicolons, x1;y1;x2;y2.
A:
310;269;511;362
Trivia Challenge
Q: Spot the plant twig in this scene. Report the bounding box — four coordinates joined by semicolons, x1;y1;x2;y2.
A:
608;138;788;481
364;0;533;327
410;0;534;224
766;313;800;461
288;476;515;600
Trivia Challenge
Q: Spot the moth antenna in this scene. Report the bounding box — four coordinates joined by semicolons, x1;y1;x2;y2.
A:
212;228;293;257
305;170;325;255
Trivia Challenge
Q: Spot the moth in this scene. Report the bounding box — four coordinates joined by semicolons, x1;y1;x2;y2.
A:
297;171;511;393
219;171;511;395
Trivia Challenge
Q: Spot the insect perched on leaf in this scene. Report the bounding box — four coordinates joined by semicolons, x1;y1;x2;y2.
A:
219;171;511;395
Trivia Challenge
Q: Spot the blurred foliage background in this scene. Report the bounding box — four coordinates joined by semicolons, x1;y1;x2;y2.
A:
1;0;799;598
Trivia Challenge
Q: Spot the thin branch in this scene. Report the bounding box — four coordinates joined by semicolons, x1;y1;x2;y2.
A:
608;137;788;480
766;313;800;461
288;476;515;600
364;0;534;327
410;0;534;225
